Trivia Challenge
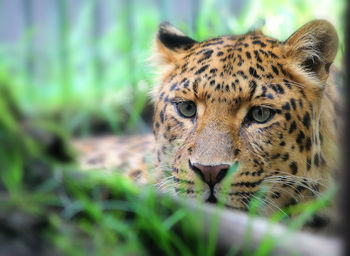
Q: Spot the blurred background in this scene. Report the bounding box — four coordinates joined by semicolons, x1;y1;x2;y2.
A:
0;0;345;137
0;1;346;254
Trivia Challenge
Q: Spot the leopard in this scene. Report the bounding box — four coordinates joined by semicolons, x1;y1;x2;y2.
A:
74;20;341;225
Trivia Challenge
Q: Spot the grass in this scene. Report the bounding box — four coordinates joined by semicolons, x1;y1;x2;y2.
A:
0;77;206;255
0;0;344;255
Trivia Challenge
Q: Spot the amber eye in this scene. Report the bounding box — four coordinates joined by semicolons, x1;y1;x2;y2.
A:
250;106;274;123
176;101;197;118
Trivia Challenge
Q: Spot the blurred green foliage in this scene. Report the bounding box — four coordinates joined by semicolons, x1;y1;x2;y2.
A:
0;75;212;255
0;0;345;136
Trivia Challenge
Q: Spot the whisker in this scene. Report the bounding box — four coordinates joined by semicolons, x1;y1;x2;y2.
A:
264;178;321;198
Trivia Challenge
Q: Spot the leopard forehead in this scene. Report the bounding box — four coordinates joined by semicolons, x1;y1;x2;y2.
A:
156;34;293;104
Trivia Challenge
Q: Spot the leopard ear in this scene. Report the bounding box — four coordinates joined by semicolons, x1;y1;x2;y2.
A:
154;22;198;64
285;20;338;81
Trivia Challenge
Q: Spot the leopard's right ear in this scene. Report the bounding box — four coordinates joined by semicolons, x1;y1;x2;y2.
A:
154;22;198;65
284;20;338;82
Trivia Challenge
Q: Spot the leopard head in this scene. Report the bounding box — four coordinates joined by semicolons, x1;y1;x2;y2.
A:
151;20;339;215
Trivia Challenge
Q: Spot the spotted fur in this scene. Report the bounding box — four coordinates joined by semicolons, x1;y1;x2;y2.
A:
74;20;340;217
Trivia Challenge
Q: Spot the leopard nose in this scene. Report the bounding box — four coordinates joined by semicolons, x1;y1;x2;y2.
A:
190;161;230;187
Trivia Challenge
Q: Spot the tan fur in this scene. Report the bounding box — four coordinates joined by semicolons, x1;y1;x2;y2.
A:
73;134;157;184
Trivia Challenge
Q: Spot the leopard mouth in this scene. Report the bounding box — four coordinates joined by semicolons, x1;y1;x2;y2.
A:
206;193;218;204
205;187;218;204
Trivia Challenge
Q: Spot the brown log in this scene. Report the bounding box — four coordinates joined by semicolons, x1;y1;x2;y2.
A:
182;199;343;256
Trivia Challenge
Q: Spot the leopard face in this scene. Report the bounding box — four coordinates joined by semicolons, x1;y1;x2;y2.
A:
152;20;339;215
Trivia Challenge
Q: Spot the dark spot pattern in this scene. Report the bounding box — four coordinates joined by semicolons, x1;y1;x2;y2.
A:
302;112;311;129
195;65;209;75
290;162;298;174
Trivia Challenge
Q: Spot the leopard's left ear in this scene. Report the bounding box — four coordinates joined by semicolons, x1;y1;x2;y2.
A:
285;20;338;81
153;22;198;65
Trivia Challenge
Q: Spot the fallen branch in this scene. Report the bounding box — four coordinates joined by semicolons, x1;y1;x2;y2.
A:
182;199;342;256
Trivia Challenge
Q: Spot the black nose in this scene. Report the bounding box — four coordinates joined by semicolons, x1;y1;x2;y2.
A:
189;161;230;187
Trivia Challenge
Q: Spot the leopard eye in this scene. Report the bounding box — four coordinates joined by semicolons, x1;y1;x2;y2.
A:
250;106;274;123
176;101;197;118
